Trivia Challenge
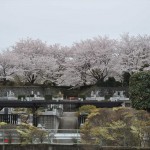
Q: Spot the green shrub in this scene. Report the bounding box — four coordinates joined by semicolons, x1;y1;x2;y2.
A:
78;105;97;115
44;95;52;101
122;71;131;87
129;71;150;110
78;95;86;100
18;95;26;100
105;95;111;100
100;99;110;102
43;80;56;86
30;94;34;97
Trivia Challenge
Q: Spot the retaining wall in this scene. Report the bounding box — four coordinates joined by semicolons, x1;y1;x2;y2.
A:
0;144;149;150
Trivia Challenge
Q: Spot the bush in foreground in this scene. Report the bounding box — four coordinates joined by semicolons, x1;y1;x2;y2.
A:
129;71;150;110
81;107;150;147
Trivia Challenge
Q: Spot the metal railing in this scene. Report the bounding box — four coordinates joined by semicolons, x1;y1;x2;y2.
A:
0;127;150;148
0;129;80;144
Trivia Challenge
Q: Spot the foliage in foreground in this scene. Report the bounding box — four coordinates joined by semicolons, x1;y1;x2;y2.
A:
129;71;150;110
17;123;47;144
80;107;150;147
0;122;48;144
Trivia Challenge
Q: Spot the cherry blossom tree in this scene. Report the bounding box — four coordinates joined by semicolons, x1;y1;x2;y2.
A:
0;50;18;84
11;38;52;84
1;34;150;86
87;36;117;84
68;36;118;86
117;34;150;74
11;39;68;85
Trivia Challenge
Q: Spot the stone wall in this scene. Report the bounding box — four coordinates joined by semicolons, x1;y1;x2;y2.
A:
83;87;129;98
0;86;63;97
0;86;45;97
0;86;129;98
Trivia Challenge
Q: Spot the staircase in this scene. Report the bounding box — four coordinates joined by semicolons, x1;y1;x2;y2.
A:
59;112;78;132
55;112;78;143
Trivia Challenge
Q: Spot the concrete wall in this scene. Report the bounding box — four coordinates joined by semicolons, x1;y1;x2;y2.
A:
38;115;60;129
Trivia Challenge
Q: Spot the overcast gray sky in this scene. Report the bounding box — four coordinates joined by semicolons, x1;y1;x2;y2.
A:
0;0;150;50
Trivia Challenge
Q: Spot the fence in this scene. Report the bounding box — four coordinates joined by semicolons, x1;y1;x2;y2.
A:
0;127;150;148
0;114;18;124
1;144;150;150
0;129;80;144
78;114;88;128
